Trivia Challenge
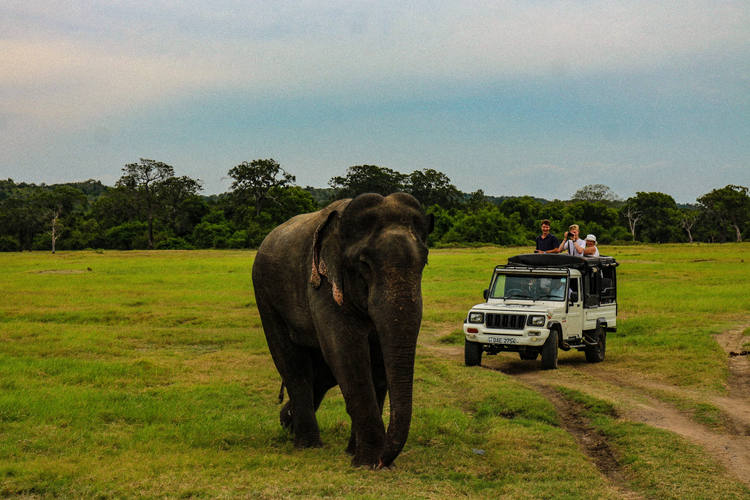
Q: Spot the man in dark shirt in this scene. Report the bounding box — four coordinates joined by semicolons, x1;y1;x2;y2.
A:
535;219;560;253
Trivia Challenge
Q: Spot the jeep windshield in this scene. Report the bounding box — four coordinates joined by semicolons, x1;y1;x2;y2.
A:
490;274;567;301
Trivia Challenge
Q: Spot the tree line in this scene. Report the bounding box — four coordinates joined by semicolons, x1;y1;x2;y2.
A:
1;159;748;252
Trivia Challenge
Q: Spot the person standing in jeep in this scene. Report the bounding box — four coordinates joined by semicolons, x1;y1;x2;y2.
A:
534;219;560;254
558;224;585;257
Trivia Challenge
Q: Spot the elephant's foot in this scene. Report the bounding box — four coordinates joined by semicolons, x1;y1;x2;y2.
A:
350;442;384;468
351;454;385;469
293;433;323;448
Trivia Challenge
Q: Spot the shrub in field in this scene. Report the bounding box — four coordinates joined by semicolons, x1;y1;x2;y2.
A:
0;234;20;251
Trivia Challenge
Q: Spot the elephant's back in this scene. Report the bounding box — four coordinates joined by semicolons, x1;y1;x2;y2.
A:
253;212;316;282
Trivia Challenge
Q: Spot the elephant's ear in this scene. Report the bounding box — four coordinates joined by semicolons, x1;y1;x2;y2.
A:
310;209;344;306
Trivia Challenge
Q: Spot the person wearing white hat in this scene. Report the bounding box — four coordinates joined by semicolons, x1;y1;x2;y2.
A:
584;234;599;257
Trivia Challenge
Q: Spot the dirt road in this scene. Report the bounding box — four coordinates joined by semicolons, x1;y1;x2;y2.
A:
426;323;750;492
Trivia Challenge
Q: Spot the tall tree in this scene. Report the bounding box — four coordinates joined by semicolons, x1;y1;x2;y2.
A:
498;196;543;230
117;159;175;249
622;192;680;243
572;184;621;203
157;176;204;236
679;208;699;243
406;169;461;208
621;203;641;242
328;165;406;198
465;189;492;211
38;186;87;253
0;189;46;250
697;184;750;242
228;159;295;217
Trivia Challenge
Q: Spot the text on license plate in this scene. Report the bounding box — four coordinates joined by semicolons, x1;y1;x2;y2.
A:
488;336;517;344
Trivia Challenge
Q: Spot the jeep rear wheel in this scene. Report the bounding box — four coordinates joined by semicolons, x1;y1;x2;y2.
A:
465;339;482;366
585;327;606;363
541;330;558;370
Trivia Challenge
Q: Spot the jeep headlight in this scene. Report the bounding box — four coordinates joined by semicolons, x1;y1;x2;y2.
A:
527;315;546;327
468;312;485;324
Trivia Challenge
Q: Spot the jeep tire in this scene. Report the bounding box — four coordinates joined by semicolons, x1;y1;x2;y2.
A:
541;330;559;370
585;326;606;363
465;339;482;366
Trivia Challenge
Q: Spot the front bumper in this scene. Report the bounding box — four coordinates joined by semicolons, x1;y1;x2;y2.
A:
463;324;550;347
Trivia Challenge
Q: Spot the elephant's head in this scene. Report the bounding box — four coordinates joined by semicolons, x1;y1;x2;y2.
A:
311;192;433;466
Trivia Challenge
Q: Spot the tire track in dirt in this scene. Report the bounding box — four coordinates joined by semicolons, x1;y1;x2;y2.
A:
575;365;750;436
422;322;750;489
522;381;644;500
715;324;750;402
421;341;641;496
509;364;750;489
490;322;750;489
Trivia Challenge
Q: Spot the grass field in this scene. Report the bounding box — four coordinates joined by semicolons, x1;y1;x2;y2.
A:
1;244;749;498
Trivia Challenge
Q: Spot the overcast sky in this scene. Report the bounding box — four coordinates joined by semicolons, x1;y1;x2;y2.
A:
1;1;748;202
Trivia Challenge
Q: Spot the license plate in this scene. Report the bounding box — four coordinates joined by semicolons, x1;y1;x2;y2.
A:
488;336;517;344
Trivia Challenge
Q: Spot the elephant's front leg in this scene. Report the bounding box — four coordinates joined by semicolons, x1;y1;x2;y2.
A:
316;317;385;466
339;359;386;467
347;334;387;456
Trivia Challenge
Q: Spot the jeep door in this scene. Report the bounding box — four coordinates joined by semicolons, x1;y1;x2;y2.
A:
565;277;584;338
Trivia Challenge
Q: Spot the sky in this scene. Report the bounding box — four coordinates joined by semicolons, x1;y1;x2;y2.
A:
1;1;748;203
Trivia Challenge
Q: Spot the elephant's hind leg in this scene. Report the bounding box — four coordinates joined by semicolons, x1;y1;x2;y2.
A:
258;304;322;448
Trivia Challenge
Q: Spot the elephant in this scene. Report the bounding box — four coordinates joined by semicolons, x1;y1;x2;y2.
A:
252;192;433;468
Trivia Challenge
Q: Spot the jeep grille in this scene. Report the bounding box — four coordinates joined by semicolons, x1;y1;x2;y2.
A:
486;313;527;330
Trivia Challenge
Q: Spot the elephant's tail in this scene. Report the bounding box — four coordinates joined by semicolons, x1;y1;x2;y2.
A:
278;382;285;404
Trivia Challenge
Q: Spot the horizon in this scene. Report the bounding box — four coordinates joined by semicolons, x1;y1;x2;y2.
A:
2;174;707;205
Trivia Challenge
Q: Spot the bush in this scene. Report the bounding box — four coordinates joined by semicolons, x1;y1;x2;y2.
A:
104;221;149;250
0;235;20;252
440;207;528;246
32;232;51;251
191;221;231;248
155;237;195;250
227;230;249;249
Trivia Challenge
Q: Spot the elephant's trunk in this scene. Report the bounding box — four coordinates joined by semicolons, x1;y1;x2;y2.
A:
372;269;422;467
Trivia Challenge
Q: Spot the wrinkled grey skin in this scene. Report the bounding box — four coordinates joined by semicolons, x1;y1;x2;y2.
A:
252;192;432;468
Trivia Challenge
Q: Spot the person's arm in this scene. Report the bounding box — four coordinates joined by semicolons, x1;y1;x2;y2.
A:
558;232;569;252
583;245;597;256
572;238;584;254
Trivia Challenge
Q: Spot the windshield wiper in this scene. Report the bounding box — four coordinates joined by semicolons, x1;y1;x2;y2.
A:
504;293;531;299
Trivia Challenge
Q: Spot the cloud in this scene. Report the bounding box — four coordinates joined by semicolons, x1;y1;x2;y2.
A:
1;0;747;200
2;0;747;130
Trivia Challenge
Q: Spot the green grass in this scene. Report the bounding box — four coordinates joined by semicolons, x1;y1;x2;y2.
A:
1;245;749;497
556;387;749;499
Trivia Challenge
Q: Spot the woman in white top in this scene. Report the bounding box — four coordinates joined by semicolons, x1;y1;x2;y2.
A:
558;224;585;257
584;234;599;257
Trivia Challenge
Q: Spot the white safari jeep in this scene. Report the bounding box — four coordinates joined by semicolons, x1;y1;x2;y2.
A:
463;254;618;369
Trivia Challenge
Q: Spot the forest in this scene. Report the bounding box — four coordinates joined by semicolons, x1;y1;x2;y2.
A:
1;158;748;251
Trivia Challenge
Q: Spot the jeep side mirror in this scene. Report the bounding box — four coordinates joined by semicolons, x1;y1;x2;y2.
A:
569;291;579;303
483;289;489;301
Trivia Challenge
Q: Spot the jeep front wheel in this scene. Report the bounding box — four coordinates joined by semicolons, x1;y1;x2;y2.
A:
541;330;559;370
585;327;606;363
465;340;482;366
